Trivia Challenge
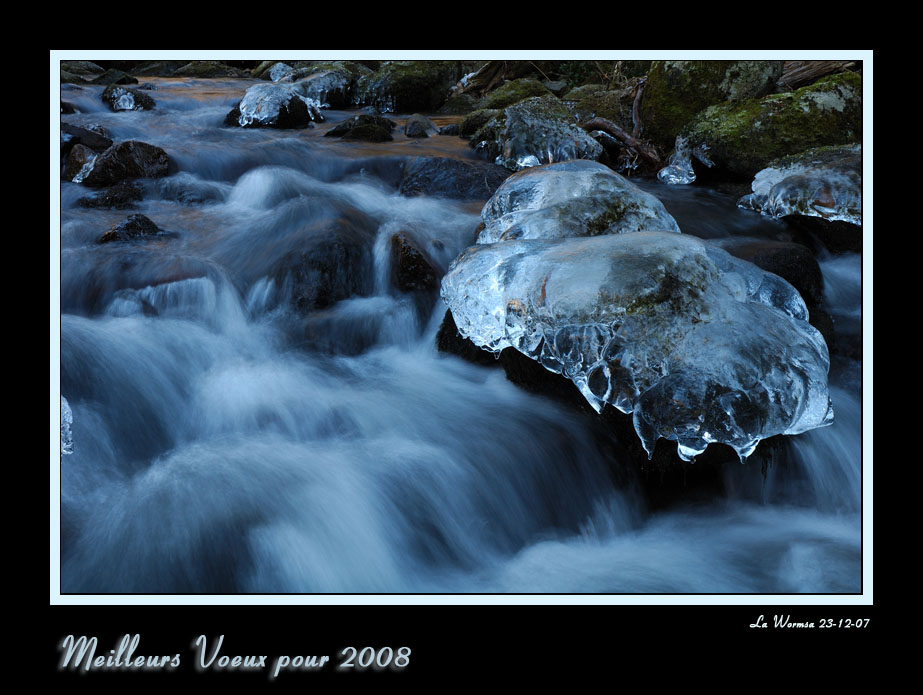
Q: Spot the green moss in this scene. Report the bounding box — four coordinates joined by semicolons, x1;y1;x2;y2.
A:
439;93;481;115
683;72;861;179
460;108;501;136
641;60;784;150
566;85;636;130
357;61;461;113
481;78;551;109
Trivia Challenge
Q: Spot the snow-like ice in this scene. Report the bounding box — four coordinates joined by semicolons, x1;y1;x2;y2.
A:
478;160;680;244
61;396;74;456
441;231;832;460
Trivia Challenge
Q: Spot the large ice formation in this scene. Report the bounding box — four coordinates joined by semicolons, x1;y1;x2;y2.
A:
237;82;324;127
737;144;860;225
478;160;681;244
61;396;74;456
441;231;833;460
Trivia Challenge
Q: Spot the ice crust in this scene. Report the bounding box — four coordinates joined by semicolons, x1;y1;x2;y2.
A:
269;62;294;82
441;231;833;460
658;136;697;184
478;160;681;244
237;82;324;127
61;396;74;456
737;144;861;224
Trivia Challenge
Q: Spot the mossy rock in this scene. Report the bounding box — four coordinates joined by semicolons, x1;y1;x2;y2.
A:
683;72;862;180
61;61;104;75
459;108;501;136
566;84;636;131
357;60;461;113
640;60;784;150
172;61;248;78
481;78;551;109
438;93;481;115
61;69;88;85
131;61;187;77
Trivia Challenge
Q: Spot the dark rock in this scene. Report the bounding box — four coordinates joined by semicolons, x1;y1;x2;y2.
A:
90;69;138;86
438;123;459;136
77;181;144;209
130;61;186;77
436;309;500;368
390;233;438;292
356;60;461;113
543;80;569;96
324;114;395;142
398;157;510;200
63;144;96;181
403;113;437;138
784;216;862;255
98;214;163;243
225;82;323;129
61;123;113;153
79;141;171;188
437;93;480;115
137;82;156;90
61;61;104;75
712;238;823;307
61;101;77;114
101;84;156;111
60;70;88;85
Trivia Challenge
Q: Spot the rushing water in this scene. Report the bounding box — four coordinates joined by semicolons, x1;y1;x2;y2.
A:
57;77;863;595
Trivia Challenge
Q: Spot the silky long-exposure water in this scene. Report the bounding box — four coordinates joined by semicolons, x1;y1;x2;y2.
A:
56;76;864;595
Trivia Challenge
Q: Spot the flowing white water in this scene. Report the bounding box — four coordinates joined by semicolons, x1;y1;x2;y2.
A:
58;77;863;594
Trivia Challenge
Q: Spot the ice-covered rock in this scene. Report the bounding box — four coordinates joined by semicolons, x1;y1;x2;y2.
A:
269;62;294;82
77;141;171;188
478;160;680;244
441;231;832;460
658;136;697;185
226;81;325;129
61;396;74;456
471;96;604;171
737;144;861;225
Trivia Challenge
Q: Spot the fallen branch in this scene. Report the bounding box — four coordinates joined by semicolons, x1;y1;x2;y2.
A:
582;116;660;166
631;77;646;139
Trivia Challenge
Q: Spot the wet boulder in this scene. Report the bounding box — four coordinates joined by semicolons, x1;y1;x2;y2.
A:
441;231;832;461
63;144;97;181
682;72;862;180
225;81;324;129
61;123;113;160
90;69;138;86
398;156;510;200
356;60;461;113
77;181;145;209
98;214;165;243
459;108;500;137
61;101;77;114
78;140;171;188
324;114;395;142
437;93;480;115
438;123;459;136
101;84;156;111
470;96;604;171
390;233;438;292
403;114;438;138
477;160;680;243
640;60;784;151
61;69;88;85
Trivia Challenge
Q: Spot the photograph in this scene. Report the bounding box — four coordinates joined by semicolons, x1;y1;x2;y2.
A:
53;52;869;604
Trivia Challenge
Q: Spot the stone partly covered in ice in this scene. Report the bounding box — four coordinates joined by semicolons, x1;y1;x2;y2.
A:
737;144;861;225
471;96;604;171
478;160;680;244
101;84;156;111
225;81;324;129
441;231;833;460
61;396;74;456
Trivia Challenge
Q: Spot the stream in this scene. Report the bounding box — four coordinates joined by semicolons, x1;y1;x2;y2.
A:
57;77;863;595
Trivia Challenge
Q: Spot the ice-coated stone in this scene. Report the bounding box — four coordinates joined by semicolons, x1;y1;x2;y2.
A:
441;231;832;460
269;62;294;82
737;144;861;225
478;160;680;244
232;81;325;128
471;96;604;171
101;84;156;112
61;396;74;456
